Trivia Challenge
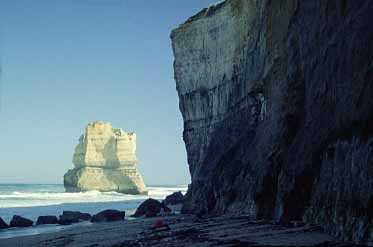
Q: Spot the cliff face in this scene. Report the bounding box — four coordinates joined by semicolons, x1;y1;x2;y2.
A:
64;121;147;195
172;0;373;243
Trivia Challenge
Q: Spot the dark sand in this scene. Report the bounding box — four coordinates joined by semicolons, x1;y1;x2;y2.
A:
0;214;341;247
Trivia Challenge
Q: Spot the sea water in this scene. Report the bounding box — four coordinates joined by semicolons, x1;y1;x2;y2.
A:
0;184;187;239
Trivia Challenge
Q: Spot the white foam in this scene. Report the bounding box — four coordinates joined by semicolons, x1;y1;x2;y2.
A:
0;186;186;208
0;186;187;224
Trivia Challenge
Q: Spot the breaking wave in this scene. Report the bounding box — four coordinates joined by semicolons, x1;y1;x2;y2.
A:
0;184;187;223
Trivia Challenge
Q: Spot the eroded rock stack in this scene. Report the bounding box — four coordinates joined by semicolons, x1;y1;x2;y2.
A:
171;0;373;244
64;121;147;194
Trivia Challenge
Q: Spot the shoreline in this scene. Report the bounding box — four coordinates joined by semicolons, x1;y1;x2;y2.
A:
0;184;186;222
0;214;342;247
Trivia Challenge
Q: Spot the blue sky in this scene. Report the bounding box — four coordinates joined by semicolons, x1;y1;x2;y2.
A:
0;0;216;185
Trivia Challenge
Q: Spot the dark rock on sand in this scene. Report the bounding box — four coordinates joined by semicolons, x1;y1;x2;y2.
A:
0;217;9;229
10;215;33;227
91;209;125;222
162;206;172;213
171;0;373;244
78;213;92;221
133;198;171;217
58;217;74;225
164;191;184;205
58;211;91;225
36;216;58;225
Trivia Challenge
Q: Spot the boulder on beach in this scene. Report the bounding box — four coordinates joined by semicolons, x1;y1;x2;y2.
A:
36;216;58;225
58;211;91;225
10;215;33;227
133;198;171;217
0;217;9;229
164;191;184;205
91;209;125;222
78;213;92;221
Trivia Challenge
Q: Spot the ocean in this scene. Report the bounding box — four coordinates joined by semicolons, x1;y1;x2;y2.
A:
0;184;187;239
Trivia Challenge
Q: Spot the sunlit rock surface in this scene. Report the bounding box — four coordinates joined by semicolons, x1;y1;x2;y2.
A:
172;0;373;244
64;121;147;195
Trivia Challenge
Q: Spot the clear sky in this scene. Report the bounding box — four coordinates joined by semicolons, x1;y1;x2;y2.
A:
0;0;217;185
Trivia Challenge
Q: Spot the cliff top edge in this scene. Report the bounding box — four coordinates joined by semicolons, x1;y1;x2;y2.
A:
170;0;228;36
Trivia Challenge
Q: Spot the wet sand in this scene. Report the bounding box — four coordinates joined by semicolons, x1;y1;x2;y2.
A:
0;214;341;247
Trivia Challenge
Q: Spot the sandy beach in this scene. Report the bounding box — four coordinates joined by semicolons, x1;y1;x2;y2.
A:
0;214;340;247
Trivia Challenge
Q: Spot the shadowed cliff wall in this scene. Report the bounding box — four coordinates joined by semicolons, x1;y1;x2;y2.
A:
172;0;373;243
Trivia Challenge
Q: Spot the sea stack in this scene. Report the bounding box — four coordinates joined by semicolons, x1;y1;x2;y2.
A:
64;121;147;195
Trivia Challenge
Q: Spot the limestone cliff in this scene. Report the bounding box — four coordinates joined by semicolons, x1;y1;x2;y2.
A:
172;0;373;243
64;121;147;195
